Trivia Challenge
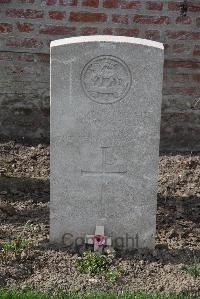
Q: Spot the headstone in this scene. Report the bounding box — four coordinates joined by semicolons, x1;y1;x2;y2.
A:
50;36;164;250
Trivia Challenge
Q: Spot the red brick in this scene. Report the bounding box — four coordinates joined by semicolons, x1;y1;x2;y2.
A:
168;2;180;11
59;0;77;5
69;12;107;22
188;3;200;12
18;0;35;3
103;0;118;8
172;44;188;53
82;0;99;8
165;60;200;69
35;53;49;63
176;16;191;24
0;52;34;62
168;74;190;82
193;45;200;56
49;11;66;20
103;28;113;34
146;1;163;11
16;54;35;62
6;38;43;49
0;23;12;33
192;74;200;82
16;22;34;32
167;31;200;40
6;9;44;19
133;15;170;25
103;0;140;9
3;53;35;62
164;87;200;95
145;29;160;40
6;65;34;75
168;1;200;12
39;25;75;35
119;0;141;9
112;14;128;24
45;0;57;4
80;27;97;35
115;28;139;36
197;17;200;27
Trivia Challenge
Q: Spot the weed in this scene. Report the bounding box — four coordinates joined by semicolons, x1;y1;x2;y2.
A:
0;222;33;263
185;263;200;278
0;236;33;262
77;251;108;275
12;235;33;260
184;255;200;279
104;269;121;283
77;251;124;283
0;242;13;262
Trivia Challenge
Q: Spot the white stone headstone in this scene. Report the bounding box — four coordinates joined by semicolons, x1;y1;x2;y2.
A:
50;36;164;250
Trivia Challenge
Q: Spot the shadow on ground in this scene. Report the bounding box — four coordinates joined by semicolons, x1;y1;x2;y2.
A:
0;176;49;202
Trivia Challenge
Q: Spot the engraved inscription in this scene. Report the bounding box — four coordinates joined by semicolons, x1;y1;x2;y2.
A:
81;55;132;104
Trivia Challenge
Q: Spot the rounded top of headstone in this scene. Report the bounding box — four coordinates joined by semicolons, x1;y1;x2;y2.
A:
50;35;164;50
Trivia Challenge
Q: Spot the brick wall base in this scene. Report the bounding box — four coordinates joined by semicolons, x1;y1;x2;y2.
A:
0;1;200;151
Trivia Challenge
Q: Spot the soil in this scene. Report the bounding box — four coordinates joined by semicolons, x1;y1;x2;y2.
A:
0;140;199;294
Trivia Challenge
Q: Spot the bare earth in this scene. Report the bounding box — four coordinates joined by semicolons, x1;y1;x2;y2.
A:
0;140;199;294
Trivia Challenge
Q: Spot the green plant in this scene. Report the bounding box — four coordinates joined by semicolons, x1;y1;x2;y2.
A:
105;265;127;283
104;269;121;283
0;236;33;262
77;251;126;283
184;255;200;278
77;251;108;275
12;235;33;260
0;222;34;263
0;288;192;299
185;263;200;278
0;242;13;262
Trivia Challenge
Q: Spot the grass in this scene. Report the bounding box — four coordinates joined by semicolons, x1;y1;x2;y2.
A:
0;289;193;299
185;263;200;278
184;255;200;279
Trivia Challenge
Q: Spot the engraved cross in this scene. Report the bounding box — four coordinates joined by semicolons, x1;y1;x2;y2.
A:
81;147;127;217
81;147;127;177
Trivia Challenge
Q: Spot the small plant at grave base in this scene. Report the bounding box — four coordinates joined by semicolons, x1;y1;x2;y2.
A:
77;251;108;275
76;251;125;283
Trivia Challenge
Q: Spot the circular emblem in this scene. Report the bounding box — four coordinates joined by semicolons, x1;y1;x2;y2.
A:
81;55;131;104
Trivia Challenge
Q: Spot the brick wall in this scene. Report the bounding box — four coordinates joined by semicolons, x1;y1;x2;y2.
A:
0;0;200;151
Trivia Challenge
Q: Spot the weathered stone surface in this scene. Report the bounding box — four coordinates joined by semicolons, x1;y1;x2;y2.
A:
50;36;164;250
